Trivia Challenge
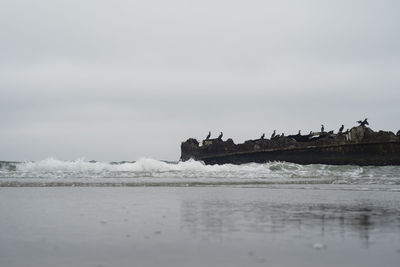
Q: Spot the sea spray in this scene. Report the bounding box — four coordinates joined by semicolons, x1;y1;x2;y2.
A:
0;157;399;186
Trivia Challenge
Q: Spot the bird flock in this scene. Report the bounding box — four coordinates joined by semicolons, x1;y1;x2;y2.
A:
204;119;369;141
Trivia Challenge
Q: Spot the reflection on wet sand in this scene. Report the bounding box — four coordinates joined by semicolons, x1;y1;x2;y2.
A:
181;199;400;246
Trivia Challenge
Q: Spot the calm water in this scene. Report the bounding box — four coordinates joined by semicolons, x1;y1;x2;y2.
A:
0;187;400;267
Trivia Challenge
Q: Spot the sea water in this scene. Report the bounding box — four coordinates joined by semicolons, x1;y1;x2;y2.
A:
1;158;400;267
1;157;400;187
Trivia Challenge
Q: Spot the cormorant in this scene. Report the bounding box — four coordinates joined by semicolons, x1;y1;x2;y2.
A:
206;131;211;140
260;133;265;139
297;130;301;136
338;125;344;133
357;118;369;126
321;124;324;133
218;132;223;141
271;130;276;139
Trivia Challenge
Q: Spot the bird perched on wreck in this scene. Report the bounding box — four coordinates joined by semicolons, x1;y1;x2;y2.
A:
338;125;344;133
218;132;223;141
357;118;369;126
297;130;301;136
260;133;265;140
321;124;325;133
206;131;211;140
271;130;276;139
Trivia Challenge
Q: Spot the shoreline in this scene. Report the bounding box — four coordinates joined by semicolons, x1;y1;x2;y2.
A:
1;186;399;267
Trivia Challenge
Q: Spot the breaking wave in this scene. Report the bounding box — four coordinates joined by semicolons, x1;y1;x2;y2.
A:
1;158;400;187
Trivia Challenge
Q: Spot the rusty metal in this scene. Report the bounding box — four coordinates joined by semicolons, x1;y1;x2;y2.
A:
181;126;400;166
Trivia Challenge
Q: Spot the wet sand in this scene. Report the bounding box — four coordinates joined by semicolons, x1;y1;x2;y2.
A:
1;186;400;267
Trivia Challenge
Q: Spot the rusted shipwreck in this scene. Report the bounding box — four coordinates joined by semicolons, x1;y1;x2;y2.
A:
181;124;400;166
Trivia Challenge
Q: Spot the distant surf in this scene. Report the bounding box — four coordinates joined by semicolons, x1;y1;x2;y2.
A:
1;158;400;187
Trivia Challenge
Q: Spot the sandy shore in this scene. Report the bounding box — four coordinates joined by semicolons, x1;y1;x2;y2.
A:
1;186;399;267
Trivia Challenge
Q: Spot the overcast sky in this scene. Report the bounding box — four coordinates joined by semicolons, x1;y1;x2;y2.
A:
1;0;399;161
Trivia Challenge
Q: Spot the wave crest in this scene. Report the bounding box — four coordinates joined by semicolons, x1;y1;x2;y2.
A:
0;157;398;186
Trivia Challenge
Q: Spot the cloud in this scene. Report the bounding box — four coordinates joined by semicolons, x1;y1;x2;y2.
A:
0;0;399;160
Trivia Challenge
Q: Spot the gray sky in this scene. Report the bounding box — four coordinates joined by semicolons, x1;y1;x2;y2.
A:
1;0;399;161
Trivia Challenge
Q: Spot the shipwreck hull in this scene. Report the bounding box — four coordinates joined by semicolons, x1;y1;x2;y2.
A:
181;126;400;166
199;142;400;166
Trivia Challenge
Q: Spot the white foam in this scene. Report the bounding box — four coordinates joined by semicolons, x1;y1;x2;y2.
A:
0;157;399;186
16;157;274;175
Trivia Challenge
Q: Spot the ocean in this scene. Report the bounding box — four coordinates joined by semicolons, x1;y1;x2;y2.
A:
1;157;400;187
1;158;400;267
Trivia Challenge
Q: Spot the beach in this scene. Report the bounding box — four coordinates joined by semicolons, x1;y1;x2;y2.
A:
1;185;399;267
2;0;399;265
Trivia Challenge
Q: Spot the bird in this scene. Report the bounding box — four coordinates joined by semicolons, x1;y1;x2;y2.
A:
297;130;301;136
338;125;344;133
321;124;325;133
357;118;369;126
218;132;223;141
271;130;276;139
206;131;211;139
260;133;265;139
